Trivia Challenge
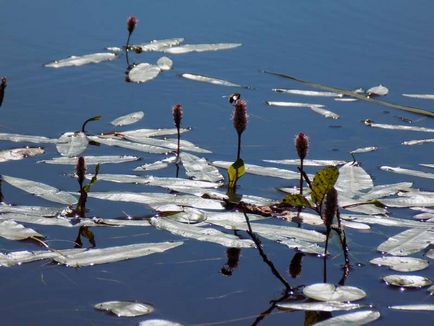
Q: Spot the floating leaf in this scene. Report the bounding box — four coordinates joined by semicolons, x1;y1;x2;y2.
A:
0;250;60;267
377;228;434;256
150;217;254;248
156;56;173;71
427;249;434;260
128;63;161;83
0;220;43;240
0;133;57;144
379;190;434;207
402;93;434;100
303;283;367;302
213;161;300;180
365;121;434;133
56;132;88;157
131;38;184;52
428;285;434;294
277;301;362;312
380;166;434;180
180;73;243;88
0;204;61;217
358;182;413;202
40;155;140;165
370;256;429;272
383;275;432;288
265;101;325;108
134;156;177;171
0;147;45;162
420;163;434;169
282;194;312;208
309;105;340;119
1;175;77;205
94;301;154;317
350;147;378;154
313;310;380;326
164;43;241;54
278;238;325;255
138;319;184;326
228;159;245;189
264;159;346;167
367;84;388;97
335;163;373;197
272;88;340;97
389;304;434;311
45;52;118;68
341;214;429;229
311;166;339;206
120;128;190;138
181;153;224;182
111;111;144;127
401;139;434;146
88;136;168;154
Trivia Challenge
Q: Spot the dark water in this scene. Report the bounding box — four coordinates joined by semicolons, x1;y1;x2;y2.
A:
1;0;433;325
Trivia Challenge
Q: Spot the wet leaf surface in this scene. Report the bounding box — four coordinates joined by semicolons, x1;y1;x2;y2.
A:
94;301;154;317
303;283;367;302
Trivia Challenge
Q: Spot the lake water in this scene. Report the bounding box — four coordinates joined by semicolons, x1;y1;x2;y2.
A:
0;0;433;325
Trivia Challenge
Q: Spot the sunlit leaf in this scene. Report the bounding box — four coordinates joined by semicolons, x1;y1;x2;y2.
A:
341;214;430;229
341;220;371;230
380;166;434;180
45;52;118;68
205;211;269;225
87;135;168;154
131;38;184;52
313;310;380;326
389;304;434;311
350;146;378;154
428;285;434;295
358;182;413;201
40;155;140;165
0;147;45;162
427;249;434;260
420;163;434;169
309;105;340;119
0;204;61;217
303;283;366;302
164;43;241;54
0;212;77;227
213;161;301;180
180;73;243;88
0;220;43;240
383;275;432;288
120;127;190;138
128;63;161;83
272;88;340;97
370;256;429;272
134;156;177;171
1;175;77;205
111;111;144;127
335;163;373;198
0;133;57;144
138;319;184;326
265;101;325;108
367;84;388;97
0;250;60;267
377;228;434;256
278;238;325;255
156;56;173;71
228;159;245;189
277;301;362;312
402;93;434;100
94;301;154;317
264;159;346;167
181;153;224;182
365;121;434;132
56;132;88;157
282;194;312;208
150;217;255;248
167;208;207;224
311;166;339;206
401;139;434;146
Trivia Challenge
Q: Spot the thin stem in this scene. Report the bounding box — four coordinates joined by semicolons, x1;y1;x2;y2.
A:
237;133;242;161
323;251;328;283
251;292;289;326
125;33;131;67
299;158;304;195
176;127;181;159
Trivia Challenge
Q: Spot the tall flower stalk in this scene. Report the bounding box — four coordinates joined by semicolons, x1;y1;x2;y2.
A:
125;16;137;66
295;132;309;195
172;104;183;160
0;77;7;107
232;99;248;161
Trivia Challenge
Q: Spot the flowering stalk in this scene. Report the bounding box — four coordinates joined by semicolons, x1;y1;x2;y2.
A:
172;104;183;160
0;77;6;107
232;99;248;161
76;156;87;217
125;16;137;66
295;132;309;195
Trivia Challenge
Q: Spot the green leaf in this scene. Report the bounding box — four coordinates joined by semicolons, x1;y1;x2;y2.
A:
228;159;245;189
282;194;312;208
311;166;339;206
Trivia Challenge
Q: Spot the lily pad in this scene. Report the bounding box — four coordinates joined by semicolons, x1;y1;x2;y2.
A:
56;132;88;157
303;283;367;302
383;275;432;288
272;88;340;97
370;256;429;272
94;301;154;317
156;56;173;71
128;63;161;83
0;133;57;144
138;320;184;326
45;52;118;68
313;310;380;326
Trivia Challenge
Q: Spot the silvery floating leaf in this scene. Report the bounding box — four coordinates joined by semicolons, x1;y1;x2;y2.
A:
94;218;151;227
134;156;177;171
0;133;57;144
45;52;118;68
370;256;429;272
205;211;269;225
111;111;144;127
94;301;154;317
367;84;389;96
40;155;140;165
412;211;434;220
0;220;43;240
56;241;183;267
402;93;434;100
381;166;434;180
106;47;122;54
277;301;362;312
265;101;325;108
335;163;373;197
263;159;346;167
88;191;224;210
150;204;184;213
213;161;300;180
128;63;161;83
350;147;378;154
0;147;45;163
132;38;184;52
358;182;413;201
56;132;88;157
278;238;325;255
168;208;206;224
402;139;434;146
0;212;76;227
181;153;224;182
303;283;367;302
313;310;380;326
428;285;434;295
284;211;324;226
1;175;77;205
364;121;434;133
389;304;434;311
164;43;241;54
0;250;60;267
341;220;370;230
150;217;255;248
309;105;340;119
0;204;61;217
380;192;434;208
87;135;168;154
377;228;434;256
120;127;190;138
272;88;340;97
334;97;358;102
180;73;243;88
124;134;211;154
427;249;434;260
420;163;434;169
156;56;173;71
383;275;432;288
138;320;184;326
341;214;429;229
340;200;387;215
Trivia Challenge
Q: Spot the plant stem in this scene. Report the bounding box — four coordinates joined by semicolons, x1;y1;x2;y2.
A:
299;158;304;195
237;133;242;161
125;33;132;67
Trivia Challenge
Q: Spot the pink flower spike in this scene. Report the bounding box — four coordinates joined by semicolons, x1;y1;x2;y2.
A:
295;132;309;160
172;104;183;130
127;16;137;34
232;99;248;136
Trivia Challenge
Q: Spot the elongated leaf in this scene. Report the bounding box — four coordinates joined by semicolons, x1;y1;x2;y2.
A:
0;133;57;144
131;38;184;52
1;175;77;205
277;301;362;312
370;256;429;272
40;155;140;165
381;166;434;180
0;250;60;267
272;88;340;97
282;194;312;208
402;93;434;100
181;153;224;182
383;275;432;288
365;121;434;132
87;135;168;154
150;217;254;248
0;212;77;227
56;132;88;157
128;63;161;83
0;204;61;217
266;101;325;108
0;220;43;240
264;159;346;167
264;71;434;118
138;320;184;326
94;301;153;317
164;43;241;54
389;304;434;311
311;166;339;206
213;161;300;180
134;156;177;171
120;128;190;138
111;111;144;127
402;139;434;146
309;105;340;119
313;310;380;326
45;52;118;68
350;147;378;154
228;159;245;189
358;182;413;201
377;228;434;256
278;238;325;254
420;163;434;169
341;214;430;229
180;73;243;88
303;283;366;302
0;147;44;162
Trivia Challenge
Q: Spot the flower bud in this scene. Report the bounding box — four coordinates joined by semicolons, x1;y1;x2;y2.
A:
232;99;248;135
172;104;183;130
295;132;309;160
322;187;338;229
76;156;86;186
127;16;137;34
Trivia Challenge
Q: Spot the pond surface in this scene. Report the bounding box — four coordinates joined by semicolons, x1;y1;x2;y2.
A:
0;0;433;325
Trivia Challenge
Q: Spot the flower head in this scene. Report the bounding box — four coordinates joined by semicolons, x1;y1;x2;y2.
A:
172;104;183;130
322;187;338;229
232;99;248;135
295;132;309;160
76;156;87;186
127;16;137;34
